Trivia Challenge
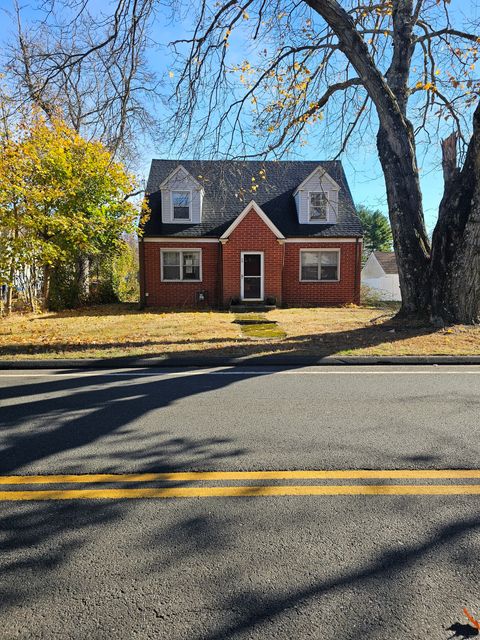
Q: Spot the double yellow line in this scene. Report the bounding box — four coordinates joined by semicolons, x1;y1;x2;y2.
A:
1;469;480;501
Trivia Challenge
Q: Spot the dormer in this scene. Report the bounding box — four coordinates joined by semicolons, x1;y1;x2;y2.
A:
293;166;340;224
159;165;204;224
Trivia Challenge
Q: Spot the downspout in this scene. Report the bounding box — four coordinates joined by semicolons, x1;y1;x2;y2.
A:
354;237;361;305
278;239;286;307
218;240;223;308
139;237;146;309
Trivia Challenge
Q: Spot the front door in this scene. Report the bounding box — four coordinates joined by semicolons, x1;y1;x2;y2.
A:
241;252;263;301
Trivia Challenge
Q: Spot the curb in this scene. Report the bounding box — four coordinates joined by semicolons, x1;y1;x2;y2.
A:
1;355;480;369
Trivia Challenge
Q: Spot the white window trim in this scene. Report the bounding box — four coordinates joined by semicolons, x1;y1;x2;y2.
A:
308;190;329;223
293;167;341;195
299;248;341;283
171;189;193;222
240;251;264;301
161;248;202;282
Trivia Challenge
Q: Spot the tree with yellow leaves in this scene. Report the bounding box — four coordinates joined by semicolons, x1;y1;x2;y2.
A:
0;104;143;312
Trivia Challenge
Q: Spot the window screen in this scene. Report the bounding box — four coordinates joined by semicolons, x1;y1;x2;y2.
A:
309;192;328;221
300;250;338;281
162;250;201;281
172;191;191;220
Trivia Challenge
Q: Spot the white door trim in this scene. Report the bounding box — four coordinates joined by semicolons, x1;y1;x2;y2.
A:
240;251;264;301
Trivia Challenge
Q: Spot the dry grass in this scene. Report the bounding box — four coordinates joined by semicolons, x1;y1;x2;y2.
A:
268;306;480;356
0;303;479;359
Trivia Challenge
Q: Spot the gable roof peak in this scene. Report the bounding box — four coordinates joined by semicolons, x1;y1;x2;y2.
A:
158;164;204;191
220;200;285;240
293;165;340;195
372;251;398;274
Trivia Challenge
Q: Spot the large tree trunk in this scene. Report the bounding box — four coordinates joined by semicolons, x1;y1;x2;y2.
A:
377;124;431;316
449;190;480;324
307;0;431;317
376;0;431;316
430;103;480;324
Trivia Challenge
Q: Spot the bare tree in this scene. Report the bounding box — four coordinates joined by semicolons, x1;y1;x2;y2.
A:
4;0;161;163
2;0;162;306
167;0;480;323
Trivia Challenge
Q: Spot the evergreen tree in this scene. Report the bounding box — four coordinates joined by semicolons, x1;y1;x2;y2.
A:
357;206;393;257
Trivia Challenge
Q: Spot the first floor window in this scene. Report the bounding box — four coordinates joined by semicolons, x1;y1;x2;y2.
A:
301;250;339;281
172;191;191;220
309;192;328;221
162;250;201;281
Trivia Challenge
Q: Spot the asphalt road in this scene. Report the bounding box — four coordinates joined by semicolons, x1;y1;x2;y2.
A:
1;366;480;639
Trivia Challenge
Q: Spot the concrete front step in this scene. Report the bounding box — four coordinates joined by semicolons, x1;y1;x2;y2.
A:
230;304;277;313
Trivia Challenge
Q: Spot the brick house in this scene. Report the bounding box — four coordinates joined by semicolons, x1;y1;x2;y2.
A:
140;160;363;308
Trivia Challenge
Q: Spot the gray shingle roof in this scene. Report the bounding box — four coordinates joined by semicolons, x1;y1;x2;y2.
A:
144;160;363;238
373;251;398;274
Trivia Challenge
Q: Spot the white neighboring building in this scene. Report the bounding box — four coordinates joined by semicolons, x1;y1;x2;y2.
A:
362;251;401;301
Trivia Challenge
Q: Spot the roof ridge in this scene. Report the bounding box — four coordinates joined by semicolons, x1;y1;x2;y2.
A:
144;157;362;239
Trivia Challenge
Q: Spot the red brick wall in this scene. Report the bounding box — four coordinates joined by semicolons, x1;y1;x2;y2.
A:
142;241;220;307
282;241;360;306
221;208;284;306
141;234;361;308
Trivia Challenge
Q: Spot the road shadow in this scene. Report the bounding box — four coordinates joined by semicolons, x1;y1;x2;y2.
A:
0;366;249;617
0;367;252;614
0;367;479;636
181;510;480;640
0;368;256;473
447;622;479;638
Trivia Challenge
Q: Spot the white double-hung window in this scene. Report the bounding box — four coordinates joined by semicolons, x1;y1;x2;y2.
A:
309;192;328;221
172;191;191;220
161;250;201;281
300;249;339;282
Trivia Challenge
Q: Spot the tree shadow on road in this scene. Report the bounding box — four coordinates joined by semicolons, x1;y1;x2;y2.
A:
0;368;254;474
0;368;254;619
185;509;480;640
0;361;478;637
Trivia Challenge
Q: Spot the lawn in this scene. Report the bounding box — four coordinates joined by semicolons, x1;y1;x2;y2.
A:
0;303;479;359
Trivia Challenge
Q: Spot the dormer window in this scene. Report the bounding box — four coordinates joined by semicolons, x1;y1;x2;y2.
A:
172;191;191;220
309;192;328;221
293;167;339;224
160;165;204;224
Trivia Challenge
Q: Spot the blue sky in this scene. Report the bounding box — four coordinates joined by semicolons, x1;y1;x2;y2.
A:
1;0;478;232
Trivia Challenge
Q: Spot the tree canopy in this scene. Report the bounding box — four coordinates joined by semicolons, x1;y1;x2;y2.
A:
357;206;393;255
0;101;143;311
166;0;480;323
